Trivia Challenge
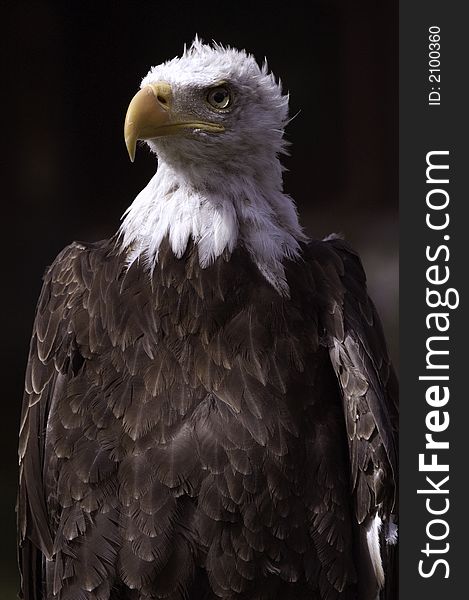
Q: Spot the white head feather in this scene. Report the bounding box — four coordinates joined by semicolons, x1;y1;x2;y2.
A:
119;38;307;295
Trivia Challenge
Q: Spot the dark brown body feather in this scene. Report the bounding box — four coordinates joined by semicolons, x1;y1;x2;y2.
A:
18;236;398;599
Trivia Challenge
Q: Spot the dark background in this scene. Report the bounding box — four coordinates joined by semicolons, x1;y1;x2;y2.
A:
1;1;397;596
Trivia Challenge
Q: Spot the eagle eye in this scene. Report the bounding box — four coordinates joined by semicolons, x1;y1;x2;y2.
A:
206;86;232;110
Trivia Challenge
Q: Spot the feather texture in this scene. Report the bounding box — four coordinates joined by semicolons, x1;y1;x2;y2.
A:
18;235;397;600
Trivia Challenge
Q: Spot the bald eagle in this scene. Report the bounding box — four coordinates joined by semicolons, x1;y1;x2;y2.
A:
18;40;398;600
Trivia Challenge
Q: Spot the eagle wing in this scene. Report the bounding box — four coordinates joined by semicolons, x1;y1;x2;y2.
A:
305;237;398;597
320;236;398;523
17;242;88;599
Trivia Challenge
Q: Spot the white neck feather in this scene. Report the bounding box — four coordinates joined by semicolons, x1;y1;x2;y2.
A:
118;160;306;296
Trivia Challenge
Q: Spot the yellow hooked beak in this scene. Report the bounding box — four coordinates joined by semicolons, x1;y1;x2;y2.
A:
124;82;225;162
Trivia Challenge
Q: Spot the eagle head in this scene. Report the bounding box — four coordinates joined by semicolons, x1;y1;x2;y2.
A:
124;38;289;177
120;39;305;296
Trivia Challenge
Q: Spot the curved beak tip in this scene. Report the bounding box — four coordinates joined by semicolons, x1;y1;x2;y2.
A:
125;135;136;163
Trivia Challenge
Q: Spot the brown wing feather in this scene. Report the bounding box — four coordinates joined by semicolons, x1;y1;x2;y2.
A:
319;237;398;521
305;237;398;599
18;242;90;598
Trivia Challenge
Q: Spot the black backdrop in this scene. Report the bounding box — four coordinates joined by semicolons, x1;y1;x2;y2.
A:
1;1;397;596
